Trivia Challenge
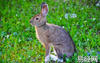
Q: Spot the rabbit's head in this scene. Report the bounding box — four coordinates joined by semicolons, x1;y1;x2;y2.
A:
30;3;48;27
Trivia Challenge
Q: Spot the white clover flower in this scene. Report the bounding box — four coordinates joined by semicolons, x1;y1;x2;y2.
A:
6;35;9;38
62;26;65;28
65;13;69;19
65;13;77;19
60;17;62;20
70;13;77;18
16;14;18;16
92;18;96;21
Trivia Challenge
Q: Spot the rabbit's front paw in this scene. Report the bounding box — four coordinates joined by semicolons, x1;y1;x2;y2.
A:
45;55;50;63
50;55;58;61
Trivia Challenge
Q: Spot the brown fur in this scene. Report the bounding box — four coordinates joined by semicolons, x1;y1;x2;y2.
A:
30;3;76;63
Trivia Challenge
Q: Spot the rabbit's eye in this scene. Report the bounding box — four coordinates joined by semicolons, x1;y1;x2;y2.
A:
36;18;39;20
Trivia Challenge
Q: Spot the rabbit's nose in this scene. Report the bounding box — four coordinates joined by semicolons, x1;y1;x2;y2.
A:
30;20;32;23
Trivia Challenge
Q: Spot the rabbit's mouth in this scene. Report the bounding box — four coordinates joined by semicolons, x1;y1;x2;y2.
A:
30;20;35;26
30;21;34;26
30;22;33;26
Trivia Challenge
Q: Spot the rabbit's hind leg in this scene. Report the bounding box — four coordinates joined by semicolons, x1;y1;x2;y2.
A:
54;46;63;62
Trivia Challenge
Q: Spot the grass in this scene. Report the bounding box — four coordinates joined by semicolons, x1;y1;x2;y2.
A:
0;0;100;63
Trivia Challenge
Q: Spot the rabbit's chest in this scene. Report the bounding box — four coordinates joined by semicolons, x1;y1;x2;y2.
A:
35;28;50;43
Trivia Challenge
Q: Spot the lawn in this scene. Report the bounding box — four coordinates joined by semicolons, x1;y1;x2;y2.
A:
0;0;100;63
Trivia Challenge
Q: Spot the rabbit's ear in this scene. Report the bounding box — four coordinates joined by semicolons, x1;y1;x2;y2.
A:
41;3;48;16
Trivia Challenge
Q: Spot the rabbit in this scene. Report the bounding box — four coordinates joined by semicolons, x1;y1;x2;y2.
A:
30;2;76;63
